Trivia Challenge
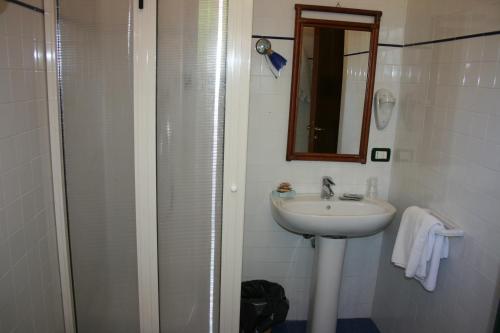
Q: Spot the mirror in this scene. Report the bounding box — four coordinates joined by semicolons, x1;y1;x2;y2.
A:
286;5;382;163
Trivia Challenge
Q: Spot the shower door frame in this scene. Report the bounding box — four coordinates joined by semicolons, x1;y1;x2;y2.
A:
44;0;253;331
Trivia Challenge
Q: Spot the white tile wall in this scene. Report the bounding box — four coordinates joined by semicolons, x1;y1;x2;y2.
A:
339;51;369;154
0;2;64;333
372;1;500;332
243;0;407;320
404;0;500;45
252;0;407;44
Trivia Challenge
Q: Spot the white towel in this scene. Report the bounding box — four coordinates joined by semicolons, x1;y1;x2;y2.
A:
391;206;449;291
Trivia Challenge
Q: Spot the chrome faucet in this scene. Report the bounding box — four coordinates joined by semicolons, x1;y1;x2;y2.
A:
321;176;335;200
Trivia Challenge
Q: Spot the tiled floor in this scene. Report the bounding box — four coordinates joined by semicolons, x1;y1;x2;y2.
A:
272;319;381;333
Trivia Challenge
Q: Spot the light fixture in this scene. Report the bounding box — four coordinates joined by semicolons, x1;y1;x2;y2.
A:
255;38;287;79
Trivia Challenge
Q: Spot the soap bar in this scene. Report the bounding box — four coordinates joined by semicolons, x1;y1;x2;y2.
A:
277;182;293;193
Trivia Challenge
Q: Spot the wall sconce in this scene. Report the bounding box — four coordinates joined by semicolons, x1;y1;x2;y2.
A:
374;88;396;130
255;38;287;79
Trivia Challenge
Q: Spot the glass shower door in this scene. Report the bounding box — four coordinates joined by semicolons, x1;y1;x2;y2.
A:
57;0;139;331
156;0;228;331
57;0;229;330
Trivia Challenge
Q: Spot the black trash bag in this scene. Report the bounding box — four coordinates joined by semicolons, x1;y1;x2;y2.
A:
240;280;290;333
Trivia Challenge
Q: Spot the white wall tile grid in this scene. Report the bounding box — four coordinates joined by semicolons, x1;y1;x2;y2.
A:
373;1;500;332
0;2;64;333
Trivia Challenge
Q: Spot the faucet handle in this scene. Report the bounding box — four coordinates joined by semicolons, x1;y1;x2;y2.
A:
322;176;335;186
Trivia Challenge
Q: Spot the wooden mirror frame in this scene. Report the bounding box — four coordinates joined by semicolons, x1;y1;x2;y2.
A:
286;5;382;163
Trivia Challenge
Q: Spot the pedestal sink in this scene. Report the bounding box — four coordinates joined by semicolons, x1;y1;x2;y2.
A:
270;193;396;333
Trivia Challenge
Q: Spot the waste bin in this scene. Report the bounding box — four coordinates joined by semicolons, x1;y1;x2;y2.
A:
240;280;290;333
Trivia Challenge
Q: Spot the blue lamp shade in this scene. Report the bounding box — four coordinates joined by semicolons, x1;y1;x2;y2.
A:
268;50;287;72
256;38;287;78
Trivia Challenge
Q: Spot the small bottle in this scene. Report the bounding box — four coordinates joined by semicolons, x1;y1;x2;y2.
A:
366;177;378;199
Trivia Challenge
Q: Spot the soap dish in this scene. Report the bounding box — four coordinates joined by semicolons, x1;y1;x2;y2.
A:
272;190;296;198
339;193;364;201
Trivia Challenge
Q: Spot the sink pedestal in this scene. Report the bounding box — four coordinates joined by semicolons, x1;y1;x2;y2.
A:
308;236;346;333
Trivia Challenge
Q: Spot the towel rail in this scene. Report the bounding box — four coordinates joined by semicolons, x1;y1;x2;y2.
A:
424;209;464;237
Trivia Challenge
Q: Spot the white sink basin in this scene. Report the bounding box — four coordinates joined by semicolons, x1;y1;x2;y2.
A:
270;192;396;333
271;194;396;237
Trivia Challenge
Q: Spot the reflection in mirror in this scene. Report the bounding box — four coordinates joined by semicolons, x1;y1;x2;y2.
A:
287;5;381;163
294;27;371;155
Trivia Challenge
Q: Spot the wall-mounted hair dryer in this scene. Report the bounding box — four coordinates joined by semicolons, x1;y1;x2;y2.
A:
374;88;396;130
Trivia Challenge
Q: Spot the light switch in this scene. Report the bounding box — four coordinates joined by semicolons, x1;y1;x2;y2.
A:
371;148;391;162
375;150;387;160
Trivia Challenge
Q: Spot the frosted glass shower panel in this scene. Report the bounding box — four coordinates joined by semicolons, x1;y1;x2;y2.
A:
156;0;228;331
57;0;139;331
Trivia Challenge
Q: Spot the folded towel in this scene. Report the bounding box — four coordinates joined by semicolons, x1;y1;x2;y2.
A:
391;206;449;291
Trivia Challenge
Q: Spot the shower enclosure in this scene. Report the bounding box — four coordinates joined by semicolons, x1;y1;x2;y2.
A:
51;0;251;331
58;0;139;331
